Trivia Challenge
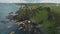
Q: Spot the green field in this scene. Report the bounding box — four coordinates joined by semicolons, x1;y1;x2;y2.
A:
17;3;60;34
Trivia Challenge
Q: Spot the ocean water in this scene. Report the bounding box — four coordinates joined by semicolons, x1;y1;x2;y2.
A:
0;3;25;34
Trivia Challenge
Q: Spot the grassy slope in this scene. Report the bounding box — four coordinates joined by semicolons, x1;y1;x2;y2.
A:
17;3;60;34
30;9;48;24
46;6;60;34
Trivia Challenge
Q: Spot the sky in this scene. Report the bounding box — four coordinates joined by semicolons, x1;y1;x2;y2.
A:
0;0;59;3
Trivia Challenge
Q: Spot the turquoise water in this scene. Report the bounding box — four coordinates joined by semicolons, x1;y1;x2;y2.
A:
0;3;21;34
0;3;20;20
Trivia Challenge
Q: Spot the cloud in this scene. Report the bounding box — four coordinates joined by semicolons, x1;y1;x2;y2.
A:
0;0;59;3
23;0;41;3
0;0;20;3
41;0;59;3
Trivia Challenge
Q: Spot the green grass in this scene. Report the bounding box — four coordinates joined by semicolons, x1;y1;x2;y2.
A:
49;6;60;13
17;3;60;34
30;10;48;24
